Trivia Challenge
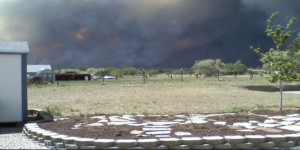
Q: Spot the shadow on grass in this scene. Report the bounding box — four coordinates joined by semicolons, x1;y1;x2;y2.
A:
244;85;300;92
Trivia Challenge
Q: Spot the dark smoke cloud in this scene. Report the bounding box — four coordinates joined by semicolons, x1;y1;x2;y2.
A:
0;0;300;68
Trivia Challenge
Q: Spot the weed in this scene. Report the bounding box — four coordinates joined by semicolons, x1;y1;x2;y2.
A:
227;107;249;113
45;106;62;118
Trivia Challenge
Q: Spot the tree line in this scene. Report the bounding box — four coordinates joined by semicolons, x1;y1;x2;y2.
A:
54;59;251;79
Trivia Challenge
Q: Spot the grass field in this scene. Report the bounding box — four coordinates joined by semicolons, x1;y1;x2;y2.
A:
27;75;300;117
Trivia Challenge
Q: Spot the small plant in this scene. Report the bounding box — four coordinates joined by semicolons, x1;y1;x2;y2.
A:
227;106;249;113
45;106;62;118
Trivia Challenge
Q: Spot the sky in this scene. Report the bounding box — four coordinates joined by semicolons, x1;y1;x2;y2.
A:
1;0;300;69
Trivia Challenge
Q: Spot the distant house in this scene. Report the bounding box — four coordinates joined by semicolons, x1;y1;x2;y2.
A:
27;65;55;82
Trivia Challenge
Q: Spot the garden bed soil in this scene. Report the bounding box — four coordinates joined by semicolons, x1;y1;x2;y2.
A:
37;109;300;139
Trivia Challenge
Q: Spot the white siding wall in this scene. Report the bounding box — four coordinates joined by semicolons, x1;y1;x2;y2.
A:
0;54;22;122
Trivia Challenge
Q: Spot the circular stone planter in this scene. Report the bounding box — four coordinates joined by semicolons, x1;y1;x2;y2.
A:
23;114;300;149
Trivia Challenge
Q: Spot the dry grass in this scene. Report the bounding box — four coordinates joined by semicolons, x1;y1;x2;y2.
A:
28;75;300;117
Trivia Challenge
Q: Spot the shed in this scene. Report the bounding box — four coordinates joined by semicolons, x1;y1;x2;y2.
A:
0;41;29;123
27;65;52;76
36;69;55;82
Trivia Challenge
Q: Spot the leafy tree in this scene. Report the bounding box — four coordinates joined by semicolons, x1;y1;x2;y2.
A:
192;59;224;79
253;12;300;111
233;60;247;74
122;67;140;77
147;68;160;77
110;68;122;80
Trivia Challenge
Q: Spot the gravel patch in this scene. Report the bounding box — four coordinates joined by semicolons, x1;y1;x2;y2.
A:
0;126;49;149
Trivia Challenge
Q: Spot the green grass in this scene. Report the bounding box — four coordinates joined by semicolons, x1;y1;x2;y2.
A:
27;75;300;117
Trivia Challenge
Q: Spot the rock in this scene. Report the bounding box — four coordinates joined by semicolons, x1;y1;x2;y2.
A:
256;127;283;133
203;136;224;145
264;120;277;124
279;125;300;131
137;139;160;148
93;139;115;148
180;137;203;145
224;135;245;144
130;130;143;135
214;121;226;125
269;116;287;120
145;131;171;135
245;135;266;144
265;135;287;142
115;139;137;148
159;138;181;147
174;132;192;136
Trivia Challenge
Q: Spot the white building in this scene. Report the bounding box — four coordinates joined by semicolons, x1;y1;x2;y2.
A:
0;41;29;123
27;65;55;82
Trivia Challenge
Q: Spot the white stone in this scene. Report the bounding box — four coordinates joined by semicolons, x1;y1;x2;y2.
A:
245;135;266;143
155;135;171;138
159;138;181;146
279;121;295;125
90;116;106;119
121;115;136;121
130;130;143;135
283;117;300;121
224;135;245;144
174;132;192;136
93;139;115;148
257;123;281;128
236;129;255;132
144;125;170;128
145;131;171;135
115;139;137;148
137;139;160;148
109;116;132;122
233;122;252;127
128;123;147;126
279;125;300;131
174;119;186;122
203;136;224;145
98;119;108;123
284;134;300;141
214;121;226;125
143;128;171;131
189;114;206;117
147;122;178;125
244;125;257;129
269;116;287;119
264;120;277;124
287;114;300;117
249;120;259;124
107;122;136;125
265;135;287;142
181;137;203;145
85;122;103;126
74;138;95;147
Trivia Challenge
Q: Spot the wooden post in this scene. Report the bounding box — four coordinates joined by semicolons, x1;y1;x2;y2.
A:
181;68;183;82
142;69;146;84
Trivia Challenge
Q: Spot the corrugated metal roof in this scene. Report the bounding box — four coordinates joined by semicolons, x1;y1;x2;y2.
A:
27;65;52;73
0;41;29;53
